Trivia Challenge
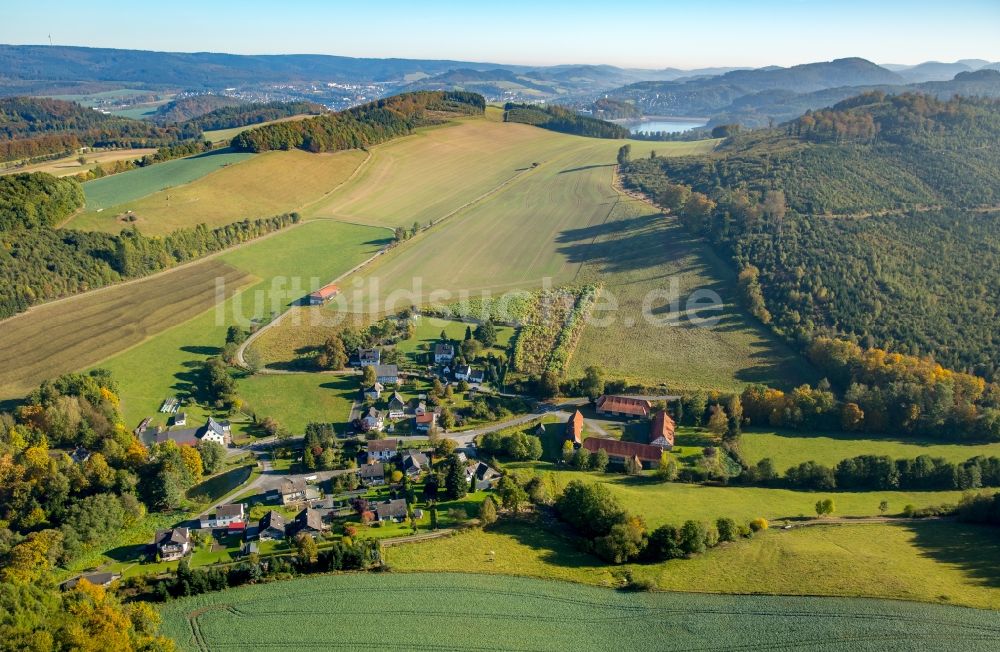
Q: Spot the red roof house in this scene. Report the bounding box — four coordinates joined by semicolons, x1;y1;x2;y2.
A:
649;411;676;449
308;283;340;305
595;395;652;418
582;437;663;465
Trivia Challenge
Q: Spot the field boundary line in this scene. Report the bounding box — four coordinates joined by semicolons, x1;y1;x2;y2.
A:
296;149;373;216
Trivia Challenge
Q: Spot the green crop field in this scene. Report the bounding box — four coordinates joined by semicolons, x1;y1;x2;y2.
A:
0;259;254;400
77;149;255;212
2;147;157;178
68;149;367;235
741;430;1000;468
92;220;389;428
157;571;1000;651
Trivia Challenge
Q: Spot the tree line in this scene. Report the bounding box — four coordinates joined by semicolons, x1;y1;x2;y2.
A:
503;103;629;139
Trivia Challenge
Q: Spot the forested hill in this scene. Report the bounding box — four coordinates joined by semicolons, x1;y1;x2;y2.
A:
230;91;485;153
622;92;1000;379
503;103;629;138
180;100;325;132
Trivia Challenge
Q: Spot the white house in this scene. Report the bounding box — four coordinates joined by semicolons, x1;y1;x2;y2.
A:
199;503;246;529
373;364;399;385
453;365;472;381
415;411;437;433
361;407;385;433
434;343;455;364
200;417;231;446
363;382;385;401
357;348;381;367
153;528;190;561
387;391;406;419
367;438;397;461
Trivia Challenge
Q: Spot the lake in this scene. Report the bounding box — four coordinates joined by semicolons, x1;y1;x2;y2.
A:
627;118;706;134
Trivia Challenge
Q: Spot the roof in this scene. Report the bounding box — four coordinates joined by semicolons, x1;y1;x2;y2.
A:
434;343;454;355
280;477;307;495
62;572;120;589
415;412;436;425
260;510;285;531
155;527;190;546
296;508;325;531
310;283;340;299
375;498;408;520
207;417;228;437
650;411;677;446
365;406;384;419
214;503;244;520
360;462;385;478
468;461;501;482
566;410;584;444
469;369;485;382
388;391;406;407
358;347;380;360
403;451;429;471
368;439;398;452
373;364;399;377
596;395;652;417
582;437;662;462
156;428;199;446
364;382;385;394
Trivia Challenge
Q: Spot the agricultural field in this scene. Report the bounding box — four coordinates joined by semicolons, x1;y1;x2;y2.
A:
75;148;255;213
201;114;315;143
386;519;1000;611
158;571;1000;651
0;147;156;177
568;206;815;392
0;259;254;400
741;430;1000;468
68;149;368;235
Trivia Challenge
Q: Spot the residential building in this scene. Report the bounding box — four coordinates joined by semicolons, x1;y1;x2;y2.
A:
373;364;399;385
468;369;485;384
360;462;386;485
308;283;340;305
363;382;384;401
70;446;91;464
61;572;121;590
292;508;326;537
153;528;191;561
565;410;584;447
402;451;429;477
173;412;187;427
201;417;232;446
258;511;286;540
434;343;455;364
357;348;381;367
387;391;406;419
415;411;437;432
361;407;386;433
367;438;398;461
466;461;502;490
650;411;676;450
414;401;427;416
582;438;662;467
280;477;308;505
595;395;653;419
453;365;472;381
199;503;246;529
374;498;408;523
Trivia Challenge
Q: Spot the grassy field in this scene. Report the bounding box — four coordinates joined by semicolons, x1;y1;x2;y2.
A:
157;571;1000;651
1;148;156;178
92;220;389;428
393;315;515;364
386;519;1000;611
69;149;367;235
741;430;1000;468
0;259;254;400
202;114;315;143
77;148;255;212
236;374;357;432
568;209;816;391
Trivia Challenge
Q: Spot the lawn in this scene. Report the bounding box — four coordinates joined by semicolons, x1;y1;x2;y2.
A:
237;374;357;432
157;570;1000;651
77;148;255;212
2;148;156;179
392;315;515;366
740;429;1000;468
68;149;367;235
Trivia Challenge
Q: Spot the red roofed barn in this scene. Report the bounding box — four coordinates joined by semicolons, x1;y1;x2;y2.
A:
595;395;652;418
582;438;662;467
649;411;676;449
308;283;340;305
565;410;584;446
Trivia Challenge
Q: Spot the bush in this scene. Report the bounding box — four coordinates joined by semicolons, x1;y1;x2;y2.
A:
716;517;738;542
749;517;769;532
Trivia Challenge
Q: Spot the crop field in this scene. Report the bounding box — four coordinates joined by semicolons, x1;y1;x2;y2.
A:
77;149;255;212
386;519;1000;611
202;114;315;143
1;148;156;178
567;207;815;392
0;259;254;400
69;149;367;235
93;220;389;427
741;430;1000;468
157;571;1000;650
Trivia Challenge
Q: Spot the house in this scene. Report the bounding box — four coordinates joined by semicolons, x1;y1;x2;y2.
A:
258;511;286;540
402;451;429;477
62;572;121;590
468;369;485;384
361;407;385;433
582;438;662;467
241;541;259;557
387;391;406;419
373;364;399;385
534;422;547;438
360;462;386;486
357;348;381;367
280;478;308;505
308;283;340;306
649;411;676;450
201;417;232;446
434;343;455;364
453;365;472;381
414;401;427;416
173;412;187;427
367;438;398;461
156;428;200;447
466;461;502;490
153;527;191;561
595;395;653;419
415;411;437;433
363;382;385;401
565;410;584;447
374;498;408;523
200;503;246;529
292;508;326;537
455;451;469;465
70;446;91;464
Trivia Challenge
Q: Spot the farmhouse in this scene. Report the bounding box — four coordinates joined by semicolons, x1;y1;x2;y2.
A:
360;462;386;485
367;438;398;461
292;508;326;537
201;417;232;446
308;283;340;306
565;410;584;447
582;438;662;467
402;451;429;477
650;411;676;449
434;343;455;363
373;364;399;384
258;511;286;540
466;461;502;490
375;498;408;523
387;391;407;419
357;348;381;367
153;527;191;561
280;477;308;505
596;395;652;419
415;411;437;432
199;503;246;529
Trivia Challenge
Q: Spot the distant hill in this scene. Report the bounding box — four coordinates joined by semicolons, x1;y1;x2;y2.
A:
151;95;246;123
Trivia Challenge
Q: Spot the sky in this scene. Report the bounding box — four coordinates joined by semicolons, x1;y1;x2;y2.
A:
2;0;999;68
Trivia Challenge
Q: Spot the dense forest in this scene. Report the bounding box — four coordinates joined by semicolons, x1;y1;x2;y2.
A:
181;100;324;132
622;93;1000;379
503;103;629;138
230;91;484;153
0;171;299;318
150;94;246;123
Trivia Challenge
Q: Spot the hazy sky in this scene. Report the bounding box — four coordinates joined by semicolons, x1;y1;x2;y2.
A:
3;0;998;68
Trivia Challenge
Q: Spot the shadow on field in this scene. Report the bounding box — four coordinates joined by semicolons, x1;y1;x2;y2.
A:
903;519;1000;590
180;345;223;356
490;518;604;569
558;163;614;174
